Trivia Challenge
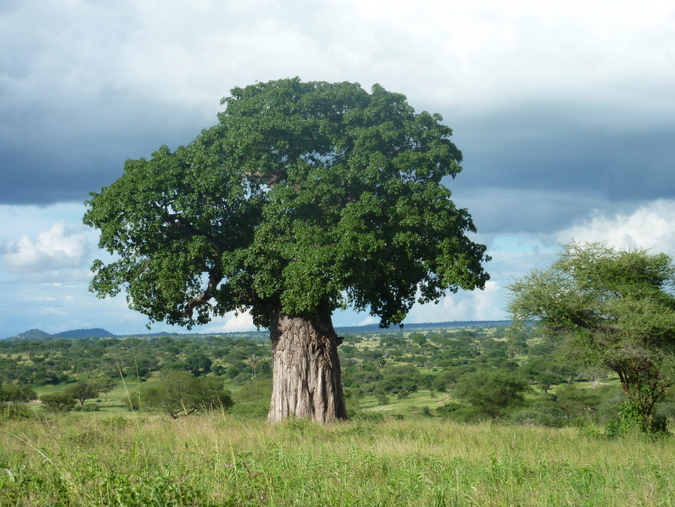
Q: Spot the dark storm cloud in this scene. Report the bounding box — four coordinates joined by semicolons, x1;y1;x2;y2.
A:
0;93;214;205
3;92;674;222
454;106;675;201
443;104;675;234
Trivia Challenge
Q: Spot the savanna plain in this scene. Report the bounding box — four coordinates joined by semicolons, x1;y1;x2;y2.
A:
2;325;675;506
3;413;675;506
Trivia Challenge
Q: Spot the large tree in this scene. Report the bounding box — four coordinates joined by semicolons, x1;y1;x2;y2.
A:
84;78;490;423
508;241;675;428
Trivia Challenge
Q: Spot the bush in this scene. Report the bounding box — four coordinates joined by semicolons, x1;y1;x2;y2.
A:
554;384;611;424
454;370;529;419
124;392;141;411
40;392;76;412
0;403;32;420
0;384;38;403
230;376;273;419
605;402;669;438
144;370;233;418
444;406;489;424
509;401;566;427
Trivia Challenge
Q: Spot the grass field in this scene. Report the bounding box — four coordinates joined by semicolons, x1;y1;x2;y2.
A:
2;411;674;506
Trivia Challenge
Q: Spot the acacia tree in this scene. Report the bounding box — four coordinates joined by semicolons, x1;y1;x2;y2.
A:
508;241;675;428
454;370;529;419
65;381;99;408
84;78;490;423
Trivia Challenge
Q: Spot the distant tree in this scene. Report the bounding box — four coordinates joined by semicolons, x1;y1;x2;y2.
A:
144;370;233;418
185;353;212;376
508;241;675;430
93;377;118;401
454;370;529;419
65;381;99;408
0;384;38;403
40;392;76;412
409;333;427;346
83;78;490;423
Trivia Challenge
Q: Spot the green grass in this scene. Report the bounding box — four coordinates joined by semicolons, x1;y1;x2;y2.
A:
2;413;675;506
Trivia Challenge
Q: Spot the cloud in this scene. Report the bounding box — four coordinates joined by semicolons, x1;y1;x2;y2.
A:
557;199;675;257
3;222;89;273
204;311;257;334
2;0;675;206
404;281;507;324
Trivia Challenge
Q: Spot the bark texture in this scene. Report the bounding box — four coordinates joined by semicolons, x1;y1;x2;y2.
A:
268;311;347;423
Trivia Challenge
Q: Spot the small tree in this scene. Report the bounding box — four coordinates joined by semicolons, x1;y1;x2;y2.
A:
185;353;212;376
0;384;38;403
508;241;675;430
40;392;76;412
144;370;233;418
93;377;118;401
454;369;529;419
65;381;99;408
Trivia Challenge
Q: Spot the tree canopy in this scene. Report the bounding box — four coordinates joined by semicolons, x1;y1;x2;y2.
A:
83;78;490;330
508;241;675;426
144;370;233;418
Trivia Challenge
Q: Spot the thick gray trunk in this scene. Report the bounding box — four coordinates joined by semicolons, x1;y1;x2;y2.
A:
268;311;347;423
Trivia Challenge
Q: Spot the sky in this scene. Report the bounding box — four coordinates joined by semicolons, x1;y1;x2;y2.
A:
1;0;674;337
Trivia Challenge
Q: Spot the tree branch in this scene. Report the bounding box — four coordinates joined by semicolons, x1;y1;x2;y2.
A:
184;270;223;318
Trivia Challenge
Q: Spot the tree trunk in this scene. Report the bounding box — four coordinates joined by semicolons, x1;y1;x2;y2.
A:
268;311;347;423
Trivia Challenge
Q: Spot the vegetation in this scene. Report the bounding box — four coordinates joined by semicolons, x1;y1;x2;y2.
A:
508;241;675;432
83;78;490;422
143;370;233;418
3;321;675;504
3;414;675;506
65;381;100;408
0;322;665;430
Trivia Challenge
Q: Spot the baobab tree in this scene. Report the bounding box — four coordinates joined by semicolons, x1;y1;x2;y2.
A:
84;78;490;423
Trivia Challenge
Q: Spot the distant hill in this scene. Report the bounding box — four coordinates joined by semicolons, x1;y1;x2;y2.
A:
8;329;52;340
52;328;115;338
335;320;511;333
5;328;115;340
5;321;511;341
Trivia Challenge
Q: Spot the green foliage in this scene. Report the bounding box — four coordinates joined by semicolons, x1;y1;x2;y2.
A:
606;401;669;438
143;370;233;418
83;78;489;330
0;384;37;403
509;241;675;429
229;375;273;419
454;369;530;419
65;381;99;408
40;392;76;412
93;377;118;401
5;416;675;506
185;352;212;376
509;400;566;427
0;402;32;420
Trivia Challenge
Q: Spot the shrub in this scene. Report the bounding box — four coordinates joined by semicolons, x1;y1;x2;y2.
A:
230;376;273;419
144;370;233;418
454;370;529;419
40;392;76;412
0;384;38;403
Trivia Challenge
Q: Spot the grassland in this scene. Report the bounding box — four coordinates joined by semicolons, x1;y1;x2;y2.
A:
2;411;675;506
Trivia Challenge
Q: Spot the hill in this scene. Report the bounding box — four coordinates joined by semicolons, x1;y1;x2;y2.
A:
52;328;115;338
8;328;52;340
5;327;115;340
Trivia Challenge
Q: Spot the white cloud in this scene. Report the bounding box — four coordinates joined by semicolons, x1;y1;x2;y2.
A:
357;316;379;327
5;0;674;122
205;311;258;333
405;281;507;324
3;222;89;273
557;199;675;257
